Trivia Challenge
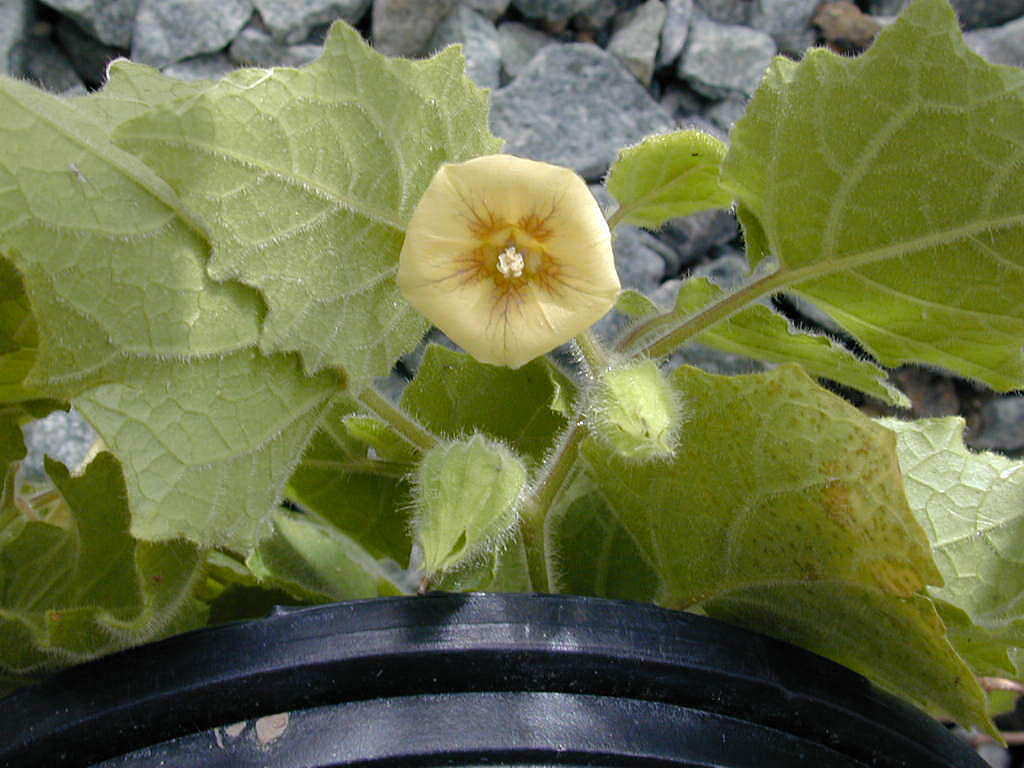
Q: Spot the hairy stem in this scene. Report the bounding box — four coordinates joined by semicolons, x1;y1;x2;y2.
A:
520;422;587;592
574;329;611;375
616;266;789;358
357;386;439;453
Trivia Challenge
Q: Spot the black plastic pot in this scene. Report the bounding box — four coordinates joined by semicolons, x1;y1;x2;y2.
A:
0;592;985;767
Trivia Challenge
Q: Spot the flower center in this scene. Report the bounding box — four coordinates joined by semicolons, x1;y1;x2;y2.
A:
496;246;525;279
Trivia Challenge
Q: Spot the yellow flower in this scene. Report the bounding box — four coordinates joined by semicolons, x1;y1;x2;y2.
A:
397;154;621;369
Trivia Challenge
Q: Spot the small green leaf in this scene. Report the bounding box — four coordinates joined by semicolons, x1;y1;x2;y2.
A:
287;397;413;564
343;414;418;463
114;21;502;384
246;507;407;602
720;0;1024;390
546;469;659;603
673;276;909;406
412;433;526;578
614;288;659;319
703;583;994;737
607;129;732;229
402;344;573;466
0;454;206;678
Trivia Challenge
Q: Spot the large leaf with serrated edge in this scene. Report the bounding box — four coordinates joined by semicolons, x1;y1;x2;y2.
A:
0;455;206;679
114;22;502;383
719;0;1024;390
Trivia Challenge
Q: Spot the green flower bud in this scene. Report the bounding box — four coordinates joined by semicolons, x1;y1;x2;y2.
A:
589;359;684;461
412;433;528;578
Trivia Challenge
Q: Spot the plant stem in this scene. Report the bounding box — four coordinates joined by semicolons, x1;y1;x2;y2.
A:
606;205;627;232
616;266;790;358
573;329;610;375
357;387;439;453
519;422;587;592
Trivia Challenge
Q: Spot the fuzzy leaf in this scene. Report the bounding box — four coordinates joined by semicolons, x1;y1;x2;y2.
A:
73;350;339;551
0;75;262;396
703;583;993;736
881;416;1024;676
246;507;407;602
402;345;573;466
287;397;413;564
113;22;502;383
607;129;732;229
582;364;941;607
0;454;206;677
720;0;1024;390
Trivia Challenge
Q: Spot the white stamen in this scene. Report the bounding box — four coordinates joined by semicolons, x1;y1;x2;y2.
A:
497;246;525;279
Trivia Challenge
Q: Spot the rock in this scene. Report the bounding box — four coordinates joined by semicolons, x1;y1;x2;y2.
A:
704;96;748;131
491;42;674;180
162;52;239;80
463;0;512;19
2;0;32;77
229;19;322;66
659;208;739;277
40;0;139;48
511;0;600;22
54;14;124;87
608;0;667;86
658;0;692;67
659;81;704;121
429;5;501;91
371;0;457;57
972;396;1024;452
813;2;881;53
948;0;1024;30
965;15;1024;67
251;0;370;45
749;0;817;56
21;409;100;482
133;0;253;68
677;12;776;99
693;0;750;25
19;33;84;92
497;21;555;79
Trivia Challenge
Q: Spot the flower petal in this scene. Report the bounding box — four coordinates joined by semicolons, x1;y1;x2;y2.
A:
398;154;620;368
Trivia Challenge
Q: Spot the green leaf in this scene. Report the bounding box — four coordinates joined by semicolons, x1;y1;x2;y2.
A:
402;344;573;466
614;288;659;319
720;0;1024;390
412;433;527;578
73;350;339;551
880;416;1024;671
546;469;659;603
287;397;413;564
0;75;262;397
433;530;532;593
582;364;941;609
0;454;206;677
74;59;217;129
607;129;732;229
703;583;994;736
246;506;407;602
113;21;503;384
342;414;418;463
673;276;909;406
